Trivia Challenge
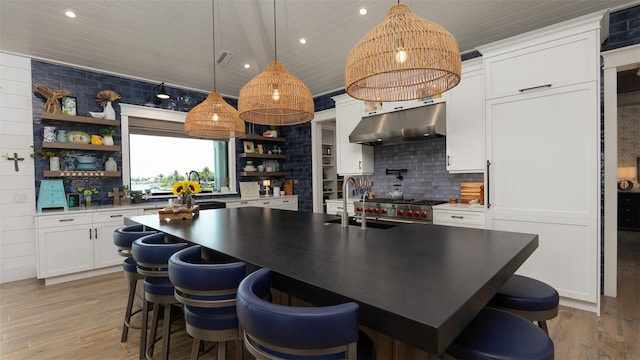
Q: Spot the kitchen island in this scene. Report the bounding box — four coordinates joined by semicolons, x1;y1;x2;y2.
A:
128;207;538;356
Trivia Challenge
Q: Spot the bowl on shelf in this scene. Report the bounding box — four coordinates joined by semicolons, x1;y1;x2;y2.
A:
88;111;105;119
265;167;274;172
244;166;257;172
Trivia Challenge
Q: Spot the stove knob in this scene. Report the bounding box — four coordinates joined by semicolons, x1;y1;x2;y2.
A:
364;208;370;213
355;207;362;212
397;210;403;216
373;208;379;214
380;209;387;215
405;210;413;217
413;211;420;217
420;212;427;218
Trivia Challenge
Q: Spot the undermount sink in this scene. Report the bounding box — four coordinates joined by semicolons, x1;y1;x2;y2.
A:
323;217;399;230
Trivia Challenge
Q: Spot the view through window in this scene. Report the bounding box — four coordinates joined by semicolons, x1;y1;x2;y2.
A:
129;134;229;196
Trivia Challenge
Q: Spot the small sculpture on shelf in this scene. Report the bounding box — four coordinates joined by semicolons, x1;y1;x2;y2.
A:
34;84;70;114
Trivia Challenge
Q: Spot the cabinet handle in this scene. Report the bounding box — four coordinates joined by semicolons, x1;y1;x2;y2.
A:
263;202;270;205
451;215;464;219
337;206;344;210
110;214;123;218
359;161;362;170
240;201;249;204
393;106;404;110
89;228;92;239
58;218;75;222
518;84;552;93
447;155;451;166
283;200;289;203
486;160;491;209
94;228;98;239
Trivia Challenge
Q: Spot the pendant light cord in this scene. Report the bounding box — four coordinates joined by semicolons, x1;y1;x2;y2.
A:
273;0;277;61
212;0;217;92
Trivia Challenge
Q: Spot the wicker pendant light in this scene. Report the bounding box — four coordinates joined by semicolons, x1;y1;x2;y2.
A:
238;0;314;126
184;0;245;140
345;3;461;102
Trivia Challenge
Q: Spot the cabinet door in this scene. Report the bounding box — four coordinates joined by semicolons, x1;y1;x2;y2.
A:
93;210;137;268
485;82;599;305
334;97;374;175
446;67;485;173
37;225;93;278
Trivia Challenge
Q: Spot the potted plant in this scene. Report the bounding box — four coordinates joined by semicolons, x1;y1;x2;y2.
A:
77;186;98;207
99;127;116;146
271;178;283;197
31;146;68;171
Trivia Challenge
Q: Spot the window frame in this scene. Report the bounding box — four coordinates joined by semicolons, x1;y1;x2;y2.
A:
120;104;238;197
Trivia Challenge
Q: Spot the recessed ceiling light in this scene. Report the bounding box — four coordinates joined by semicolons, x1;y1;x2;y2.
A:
244;64;250;69
299;38;307;44
64;10;77;18
359;8;367;15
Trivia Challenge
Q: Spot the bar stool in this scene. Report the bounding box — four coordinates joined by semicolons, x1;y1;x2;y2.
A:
113;224;158;342
445;307;554;360
236;268;376;360
488;275;559;333
168;245;246;360
132;233;189;360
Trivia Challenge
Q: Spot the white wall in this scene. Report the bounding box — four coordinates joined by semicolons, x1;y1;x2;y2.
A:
0;53;37;283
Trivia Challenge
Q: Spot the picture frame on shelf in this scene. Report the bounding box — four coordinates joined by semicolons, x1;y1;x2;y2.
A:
61;96;77;116
257;144;264;154
243;141;255;153
67;193;80;208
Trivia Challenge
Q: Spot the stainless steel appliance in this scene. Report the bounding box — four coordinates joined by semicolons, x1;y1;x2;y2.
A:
353;198;447;224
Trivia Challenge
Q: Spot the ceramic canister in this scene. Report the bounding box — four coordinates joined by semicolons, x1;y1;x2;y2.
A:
57;129;67;143
43;126;57;142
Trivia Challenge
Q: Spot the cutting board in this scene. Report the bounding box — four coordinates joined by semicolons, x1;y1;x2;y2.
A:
239;182;260;198
460;182;484;204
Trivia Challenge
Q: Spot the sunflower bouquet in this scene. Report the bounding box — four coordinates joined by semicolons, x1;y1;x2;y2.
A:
172;180;201;207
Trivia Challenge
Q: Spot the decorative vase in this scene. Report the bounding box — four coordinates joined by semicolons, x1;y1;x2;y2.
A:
49;157;60;171
180;193;193;207
103;101;116;120
85;195;92;207
273;186;281;197
57;130;67;143
103;135;114;146
105;157;117;171
43;126;57;142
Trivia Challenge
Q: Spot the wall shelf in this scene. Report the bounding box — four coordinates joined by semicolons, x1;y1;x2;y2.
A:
42;142;121;152
43;170;121;177
239;153;287;160
239;134;286;143
239;171;287;177
41;113;120;126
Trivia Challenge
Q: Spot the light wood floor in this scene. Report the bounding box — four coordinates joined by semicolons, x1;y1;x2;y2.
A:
1;231;638;359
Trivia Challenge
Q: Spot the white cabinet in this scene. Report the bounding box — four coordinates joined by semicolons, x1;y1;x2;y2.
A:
480;14;602;310
36;209;138;283
432;204;486;229
332;94;374;175
225;199;257;208
224;197;298;211
325;199;355;216
446;58;485;173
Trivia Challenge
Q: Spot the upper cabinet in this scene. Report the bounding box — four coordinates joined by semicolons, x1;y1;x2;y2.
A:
446;58;485;173
332;94;374;176
483;31;598;99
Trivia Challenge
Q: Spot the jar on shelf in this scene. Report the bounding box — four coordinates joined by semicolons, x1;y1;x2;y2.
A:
105;157;117;171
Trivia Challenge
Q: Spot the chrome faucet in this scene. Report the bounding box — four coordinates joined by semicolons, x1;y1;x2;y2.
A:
359;191;369;231
342;176;358;228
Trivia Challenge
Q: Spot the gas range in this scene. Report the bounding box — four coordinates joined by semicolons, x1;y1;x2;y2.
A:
353;198;447;224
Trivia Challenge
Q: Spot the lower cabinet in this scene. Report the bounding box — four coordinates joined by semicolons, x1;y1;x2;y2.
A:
36;209;138;283
224;196;298;211
432;205;486;229
325;199;355;216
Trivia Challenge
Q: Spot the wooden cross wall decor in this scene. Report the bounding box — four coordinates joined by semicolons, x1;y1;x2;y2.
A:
2;153;25;172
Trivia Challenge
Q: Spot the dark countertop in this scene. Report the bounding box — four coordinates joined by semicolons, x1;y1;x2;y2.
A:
128;207;538;355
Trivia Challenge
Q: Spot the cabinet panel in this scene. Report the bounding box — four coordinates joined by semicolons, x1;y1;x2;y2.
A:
446;63;485;173
37;225;94;277
37;213;92;228
333;95;374;175
433;209;486;229
484;32;597;99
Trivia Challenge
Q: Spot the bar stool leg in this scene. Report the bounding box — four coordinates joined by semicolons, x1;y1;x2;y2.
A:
539;320;548;333
147;303;162;359
121;277;138;342
190;339;201;360
140;298;150;360
161;304;172;360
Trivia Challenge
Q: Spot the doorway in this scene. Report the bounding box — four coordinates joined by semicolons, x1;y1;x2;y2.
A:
602;44;640;297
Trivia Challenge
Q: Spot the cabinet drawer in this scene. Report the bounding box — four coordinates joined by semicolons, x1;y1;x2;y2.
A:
93;209;138;223
433;210;486;229
37;213;92;228
225;200;257;208
484;32;597;99
259;198;298;210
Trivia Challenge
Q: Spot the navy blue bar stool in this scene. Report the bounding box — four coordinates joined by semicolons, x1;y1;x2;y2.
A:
236;268;376;360
113;224;158;342
132;233;189;360
488;275;559;333
169;245;246;360
445;307;554;360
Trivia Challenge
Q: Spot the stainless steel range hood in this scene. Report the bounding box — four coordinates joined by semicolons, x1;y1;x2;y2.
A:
349;102;446;146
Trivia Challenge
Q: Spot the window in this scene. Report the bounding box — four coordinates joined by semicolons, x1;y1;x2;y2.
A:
122;105;237;197
129;134;229;195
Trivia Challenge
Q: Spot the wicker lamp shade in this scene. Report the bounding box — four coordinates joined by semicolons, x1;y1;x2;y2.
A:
184;92;245;140
238;61;314;126
345;3;461;102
